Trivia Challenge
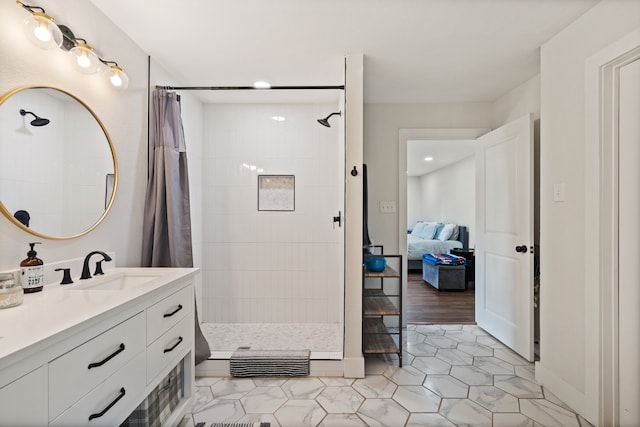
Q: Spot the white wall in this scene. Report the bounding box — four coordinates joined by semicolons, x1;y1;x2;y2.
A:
415;156;476;247
538;0;640;423
492;74;540;127
202;103;343;324
0;0;149;272
364;103;493;254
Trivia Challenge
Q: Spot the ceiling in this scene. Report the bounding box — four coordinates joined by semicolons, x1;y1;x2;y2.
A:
89;0;598;104
407;139;476;177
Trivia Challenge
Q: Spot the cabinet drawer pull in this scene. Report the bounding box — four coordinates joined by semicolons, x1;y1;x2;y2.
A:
88;387;126;421
163;304;183;318
88;343;125;369
163;336;183;353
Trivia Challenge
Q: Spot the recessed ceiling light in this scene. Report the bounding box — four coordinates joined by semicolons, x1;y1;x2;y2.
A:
253;81;271;89
424;156;433;161
272;116;286;121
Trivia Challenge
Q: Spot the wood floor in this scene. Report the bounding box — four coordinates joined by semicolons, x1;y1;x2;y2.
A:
406;271;475;324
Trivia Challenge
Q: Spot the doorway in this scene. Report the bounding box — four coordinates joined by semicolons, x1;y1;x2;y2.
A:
399;123;540;361
398;128;488;327
405;138;477;324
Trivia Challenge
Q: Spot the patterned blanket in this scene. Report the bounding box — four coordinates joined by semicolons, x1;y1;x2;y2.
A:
422;253;466;266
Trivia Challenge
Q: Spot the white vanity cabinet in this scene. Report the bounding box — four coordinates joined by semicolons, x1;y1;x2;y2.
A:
147;314;193;384
146;284;193;345
49;353;147;427
48;311;146;420
0;267;198;427
0;365;48;426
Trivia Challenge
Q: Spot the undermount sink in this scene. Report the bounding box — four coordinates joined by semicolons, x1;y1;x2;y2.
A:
68;273;160;291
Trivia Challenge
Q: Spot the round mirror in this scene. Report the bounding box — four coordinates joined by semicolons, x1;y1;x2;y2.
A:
0;86;117;239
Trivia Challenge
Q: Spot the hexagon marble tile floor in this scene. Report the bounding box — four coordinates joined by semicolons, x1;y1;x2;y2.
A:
179;324;595;427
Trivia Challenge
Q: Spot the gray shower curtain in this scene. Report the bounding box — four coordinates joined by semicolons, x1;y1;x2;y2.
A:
142;88;209;365
142;89;193;267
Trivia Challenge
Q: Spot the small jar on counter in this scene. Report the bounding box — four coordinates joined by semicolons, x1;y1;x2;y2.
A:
0;272;24;309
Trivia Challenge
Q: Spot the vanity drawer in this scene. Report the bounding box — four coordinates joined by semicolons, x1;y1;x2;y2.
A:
50;352;145;427
147;314;193;384
146;284;192;345
49;312;145;420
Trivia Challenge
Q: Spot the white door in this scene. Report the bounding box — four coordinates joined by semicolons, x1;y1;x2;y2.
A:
475;113;534;361
618;57;640;426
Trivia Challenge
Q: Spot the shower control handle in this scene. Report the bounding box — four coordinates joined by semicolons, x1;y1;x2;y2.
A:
333;211;342;227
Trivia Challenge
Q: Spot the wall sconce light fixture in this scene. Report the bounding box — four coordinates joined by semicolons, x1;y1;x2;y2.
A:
16;0;129;89
16;0;62;50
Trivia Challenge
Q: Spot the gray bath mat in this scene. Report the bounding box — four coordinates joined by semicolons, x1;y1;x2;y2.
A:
229;347;310;377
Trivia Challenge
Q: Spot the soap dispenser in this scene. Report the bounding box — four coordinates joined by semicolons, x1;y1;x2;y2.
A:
20;242;44;293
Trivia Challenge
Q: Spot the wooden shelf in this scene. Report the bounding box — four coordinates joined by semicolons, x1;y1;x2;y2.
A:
363;319;400;354
362;253;403;366
363;265;400;278
364;288;400;297
363;289;399;316
363;317;399;335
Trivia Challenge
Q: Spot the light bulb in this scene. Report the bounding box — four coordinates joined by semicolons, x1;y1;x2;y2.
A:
103;64;129;90
70;43;99;74
22;12;62;50
76;53;90;68
110;74;122;87
33;23;51;42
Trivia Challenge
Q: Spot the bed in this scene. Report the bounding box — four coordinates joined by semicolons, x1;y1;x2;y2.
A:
407;222;469;270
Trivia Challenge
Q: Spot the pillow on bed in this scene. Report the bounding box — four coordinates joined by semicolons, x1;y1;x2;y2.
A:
437;223;457;241
450;225;459;240
434;223;444;238
411;222;426;236
417;222;439;239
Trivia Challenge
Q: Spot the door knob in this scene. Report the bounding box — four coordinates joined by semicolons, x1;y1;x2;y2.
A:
515;245;528;253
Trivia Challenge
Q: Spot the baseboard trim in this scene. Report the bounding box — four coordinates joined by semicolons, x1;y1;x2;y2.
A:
342;356;365;378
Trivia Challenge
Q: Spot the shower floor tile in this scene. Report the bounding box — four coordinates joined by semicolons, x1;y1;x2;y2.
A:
201;322;343;360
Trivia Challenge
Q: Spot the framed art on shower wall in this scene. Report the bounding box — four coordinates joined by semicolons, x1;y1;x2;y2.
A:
258;175;295;211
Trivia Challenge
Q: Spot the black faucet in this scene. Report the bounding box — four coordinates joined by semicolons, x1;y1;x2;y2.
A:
54;268;74;285
80;251;113;280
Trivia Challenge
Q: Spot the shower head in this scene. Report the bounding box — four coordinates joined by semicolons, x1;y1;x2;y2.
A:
20;109;50;127
317;111;341;128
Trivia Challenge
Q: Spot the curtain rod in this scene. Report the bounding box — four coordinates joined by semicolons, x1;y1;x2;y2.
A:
155;85;345;91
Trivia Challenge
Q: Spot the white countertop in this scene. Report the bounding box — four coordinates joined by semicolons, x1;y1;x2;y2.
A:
0;267;198;371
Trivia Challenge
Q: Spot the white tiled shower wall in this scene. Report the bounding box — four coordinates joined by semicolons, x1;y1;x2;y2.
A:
202;103;344;324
